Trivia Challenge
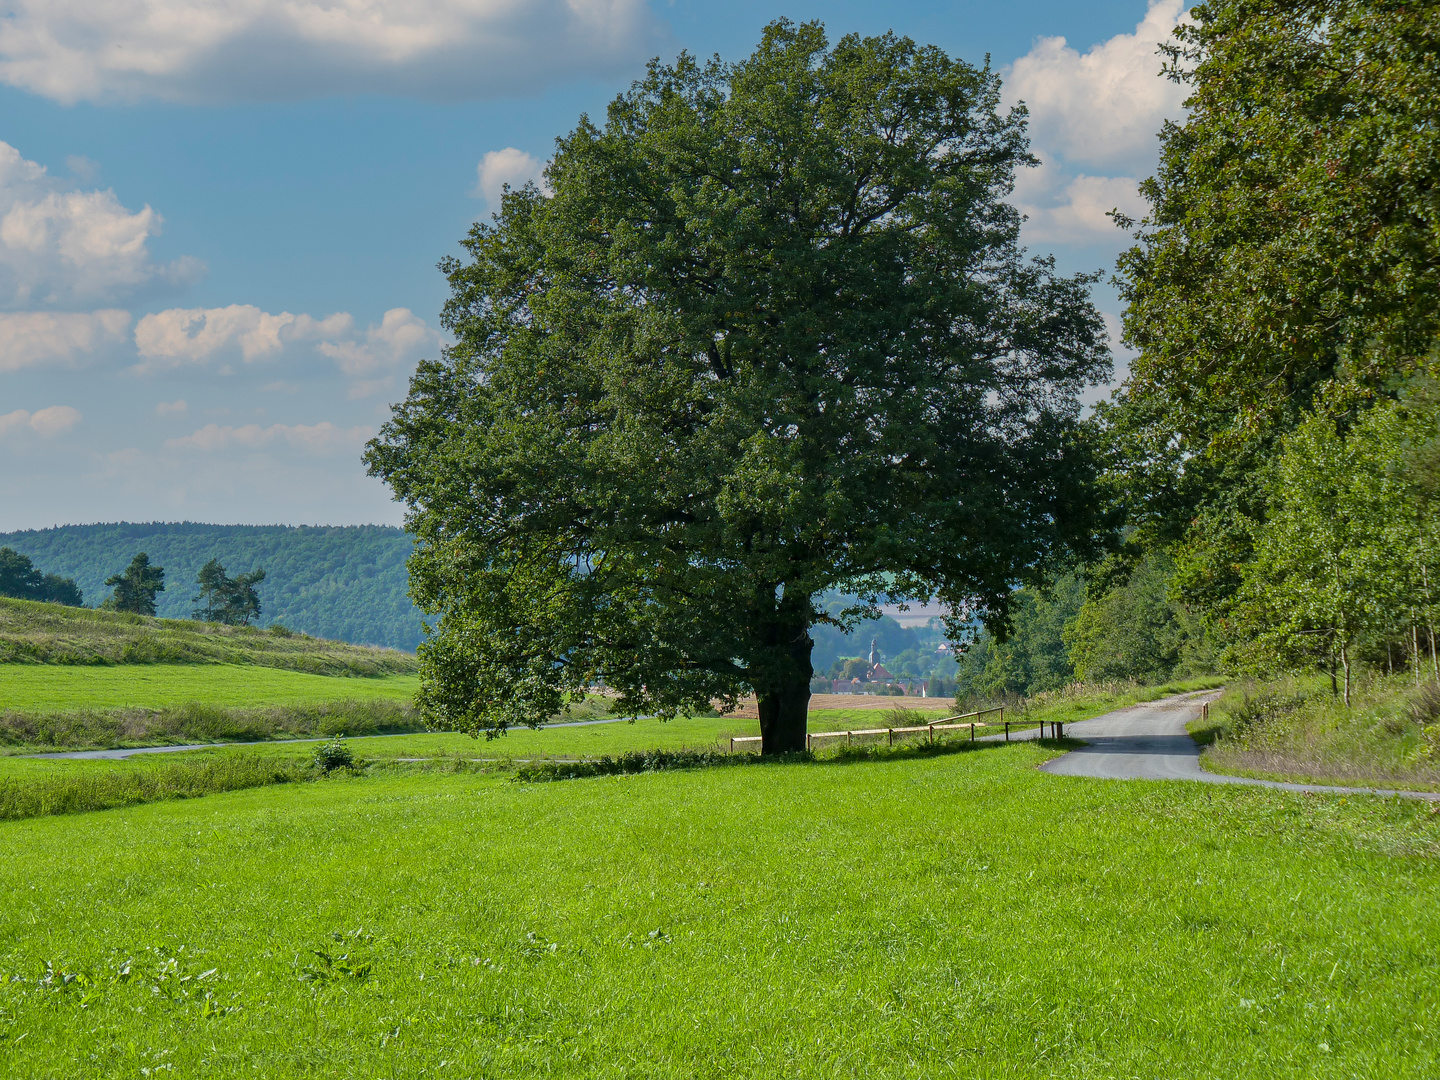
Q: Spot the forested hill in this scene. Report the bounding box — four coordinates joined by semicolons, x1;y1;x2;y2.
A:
0;523;423;651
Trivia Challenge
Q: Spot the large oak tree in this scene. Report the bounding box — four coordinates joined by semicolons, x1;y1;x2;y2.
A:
366;21;1110;753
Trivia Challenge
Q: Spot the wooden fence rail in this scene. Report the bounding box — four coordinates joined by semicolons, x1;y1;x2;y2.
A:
727;706;1068;752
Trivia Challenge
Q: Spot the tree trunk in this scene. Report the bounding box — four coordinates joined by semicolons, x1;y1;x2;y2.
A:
757;617;814;755
1340;640;1351;708
757;680;811;755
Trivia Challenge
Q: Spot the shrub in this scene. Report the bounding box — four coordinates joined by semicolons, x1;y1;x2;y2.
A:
313;736;355;774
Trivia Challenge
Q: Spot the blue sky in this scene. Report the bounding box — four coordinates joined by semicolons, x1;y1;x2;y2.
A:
0;0;1186;531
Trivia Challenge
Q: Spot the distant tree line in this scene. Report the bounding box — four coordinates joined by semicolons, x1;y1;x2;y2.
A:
0;548;83;606
0;523;422;649
93;552;266;625
6;546;268;628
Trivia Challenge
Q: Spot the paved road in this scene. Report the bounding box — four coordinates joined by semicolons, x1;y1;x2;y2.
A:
28;714;636;760
1011;689;1440;801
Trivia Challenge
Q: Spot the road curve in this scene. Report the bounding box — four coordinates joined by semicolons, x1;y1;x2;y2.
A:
1019;689;1440;801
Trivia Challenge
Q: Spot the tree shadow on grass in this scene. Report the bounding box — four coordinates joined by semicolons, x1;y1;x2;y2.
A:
511;737;1084;783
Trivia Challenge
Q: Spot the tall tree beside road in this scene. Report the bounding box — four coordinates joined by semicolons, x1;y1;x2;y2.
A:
367;21;1111;753
102;553;165;616
1105;0;1440;593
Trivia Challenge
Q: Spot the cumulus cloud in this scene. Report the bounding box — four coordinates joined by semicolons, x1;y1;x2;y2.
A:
0;405;82;437
1002;2;1188;249
132;304;354;372
1006;0;1188;174
0;309;130;371
316;308;430;376
155;399;187;416
474;148;547;209
133;302;440;394
0;141;202;309
165;420;373;455
1012;166;1148;245
0;0;663;105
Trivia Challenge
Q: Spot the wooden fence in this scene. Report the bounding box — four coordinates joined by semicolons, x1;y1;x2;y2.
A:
727;707;1068;752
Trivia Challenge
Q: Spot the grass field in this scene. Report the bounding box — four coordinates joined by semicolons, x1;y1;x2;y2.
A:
0;664;419;712
0;740;1435;1078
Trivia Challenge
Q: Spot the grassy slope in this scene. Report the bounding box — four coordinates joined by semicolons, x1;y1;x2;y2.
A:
0;597;418;676
0;747;1435;1078
1193;675;1440;792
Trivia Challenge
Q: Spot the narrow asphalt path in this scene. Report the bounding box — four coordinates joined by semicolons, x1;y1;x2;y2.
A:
27;714;635;760
1011;689;1440;801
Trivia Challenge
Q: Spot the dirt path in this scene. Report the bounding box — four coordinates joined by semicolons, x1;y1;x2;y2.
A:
1021;689;1440;801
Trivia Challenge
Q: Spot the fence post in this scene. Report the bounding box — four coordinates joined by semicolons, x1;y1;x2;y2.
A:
929;724;934;745
888;728;894;747
730;737;734;753
1004;722;1010;742
806;733;811;751
970;722;975;742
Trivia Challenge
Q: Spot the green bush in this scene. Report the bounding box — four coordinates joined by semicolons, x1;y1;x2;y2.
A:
313;736;355;774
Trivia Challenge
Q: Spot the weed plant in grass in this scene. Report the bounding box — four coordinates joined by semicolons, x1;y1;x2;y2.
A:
0;597;418;675
1196;674;1440;791
0;752;303;820
0;746;1436;1078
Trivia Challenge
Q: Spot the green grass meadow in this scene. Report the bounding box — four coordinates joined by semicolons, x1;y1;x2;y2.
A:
0;664;419;713
0;742;1436;1078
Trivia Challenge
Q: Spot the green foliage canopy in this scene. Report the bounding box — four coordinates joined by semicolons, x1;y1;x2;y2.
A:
1105;0;1440;591
1064;555;1211;687
102;553;165;617
1230;397;1440;703
193;559;267;626
367;22;1111;752
0;547;82;607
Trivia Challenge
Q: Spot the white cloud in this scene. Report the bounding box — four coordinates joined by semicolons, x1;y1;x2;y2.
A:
133;302;439;394
474;148;547;209
155;398;187;416
0;0;663;105
0;141;202;309
0;309;130;371
132;304;353;372
1012;167;1148;245
316;307;436;378
1006;0;1188;174
165;420;373;455
0;404;82;437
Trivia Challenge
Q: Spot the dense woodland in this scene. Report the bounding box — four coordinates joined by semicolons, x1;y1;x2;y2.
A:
0;523;423;650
